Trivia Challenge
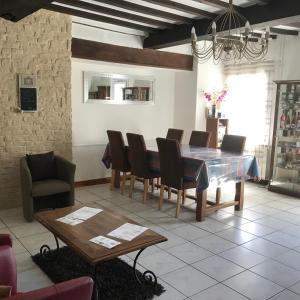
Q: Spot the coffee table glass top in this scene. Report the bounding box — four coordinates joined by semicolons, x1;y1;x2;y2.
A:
34;205;167;265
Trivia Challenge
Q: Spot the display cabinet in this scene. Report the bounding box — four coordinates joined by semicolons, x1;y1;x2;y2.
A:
269;80;300;197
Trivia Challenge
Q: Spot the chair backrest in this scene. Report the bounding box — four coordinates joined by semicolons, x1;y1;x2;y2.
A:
107;130;129;170
221;134;246;154
189;131;211;147
156;138;183;190
166;128;184;144
126;133;149;177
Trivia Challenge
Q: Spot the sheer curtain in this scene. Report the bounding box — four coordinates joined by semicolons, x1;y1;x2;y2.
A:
224;61;275;179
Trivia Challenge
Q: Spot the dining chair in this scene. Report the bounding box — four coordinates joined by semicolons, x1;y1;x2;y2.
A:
107;130;131;194
221;134;246;153
156;138;197;218
215;134;247;204
166;128;184;144
189;131;211;147
127;133;159;203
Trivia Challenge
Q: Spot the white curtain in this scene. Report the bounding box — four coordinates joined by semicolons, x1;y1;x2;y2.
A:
224;61;275;179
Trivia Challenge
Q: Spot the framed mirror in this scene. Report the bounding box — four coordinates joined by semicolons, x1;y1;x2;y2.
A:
83;72;155;104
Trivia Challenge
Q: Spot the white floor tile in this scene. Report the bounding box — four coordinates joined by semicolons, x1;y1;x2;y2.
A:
242;238;289;258
190;283;248;300
161;265;217;297
166;242;213;264
193;234;237;254
192;255;244;281
220;246;267;269
224;270;284;300
251;259;300;288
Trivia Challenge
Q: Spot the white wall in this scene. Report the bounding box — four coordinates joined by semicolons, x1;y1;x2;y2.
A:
72;58;177;180
71;24;224;181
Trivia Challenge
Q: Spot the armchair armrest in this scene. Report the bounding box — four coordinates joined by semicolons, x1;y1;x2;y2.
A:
20;158;32;192
5;277;93;300
55;156;76;184
0;234;12;247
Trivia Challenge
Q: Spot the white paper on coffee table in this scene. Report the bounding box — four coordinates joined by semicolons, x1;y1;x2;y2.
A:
90;235;121;249
67;207;103;220
108;223;148;241
57;206;102;225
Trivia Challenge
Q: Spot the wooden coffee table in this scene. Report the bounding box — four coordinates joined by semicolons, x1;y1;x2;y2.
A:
34;205;167;299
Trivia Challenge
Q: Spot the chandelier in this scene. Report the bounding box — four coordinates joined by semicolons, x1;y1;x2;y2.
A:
191;0;270;63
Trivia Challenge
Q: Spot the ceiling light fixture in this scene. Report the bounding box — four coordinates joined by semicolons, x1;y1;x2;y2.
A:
191;0;270;63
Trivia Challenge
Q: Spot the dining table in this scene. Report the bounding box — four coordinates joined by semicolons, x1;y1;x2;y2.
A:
102;141;259;221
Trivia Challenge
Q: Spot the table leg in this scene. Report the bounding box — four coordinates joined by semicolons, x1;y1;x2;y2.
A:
196;190;207;221
40;234;60;255
114;170;120;188
235;180;244;211
133;248;157;286
92;265;100;300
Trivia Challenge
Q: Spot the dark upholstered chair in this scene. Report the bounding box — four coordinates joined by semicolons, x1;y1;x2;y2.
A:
215;134;247;205
107;130;131;194
189;131;211;147
0;234;93;300
221;134;246;153
20;155;75;222
166;128;184;144
127;133;158;203
156;138;197;218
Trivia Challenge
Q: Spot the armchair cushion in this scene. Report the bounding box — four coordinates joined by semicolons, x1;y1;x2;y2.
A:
32;180;71;197
0;235;12;247
26;152;56;182
4;277;93;300
0;245;17;295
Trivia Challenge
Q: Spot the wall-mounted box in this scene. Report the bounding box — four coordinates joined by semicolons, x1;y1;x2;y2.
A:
18;74;37;112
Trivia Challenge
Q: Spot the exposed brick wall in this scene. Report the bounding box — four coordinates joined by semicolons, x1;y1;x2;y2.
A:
0;10;72;209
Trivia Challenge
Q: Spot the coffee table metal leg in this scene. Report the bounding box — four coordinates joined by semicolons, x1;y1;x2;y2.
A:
40;234;60;255
92;265;100;300
133;248;157;286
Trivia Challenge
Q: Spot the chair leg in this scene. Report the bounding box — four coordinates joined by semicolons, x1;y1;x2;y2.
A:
151;178;154;193
182;190;186;205
168;187;171;200
176;190;182;218
110;169;116;191
143;179;149;203
121;172;127;195
159;184;165;210
129;175;135;198
216;187;221;205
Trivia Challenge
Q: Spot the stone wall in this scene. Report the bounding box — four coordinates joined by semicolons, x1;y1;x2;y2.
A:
0;10;72;209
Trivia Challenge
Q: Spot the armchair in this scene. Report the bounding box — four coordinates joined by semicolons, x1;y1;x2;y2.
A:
20;155;76;222
0;234;93;300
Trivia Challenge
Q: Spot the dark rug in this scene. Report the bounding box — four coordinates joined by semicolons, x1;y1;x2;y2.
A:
32;246;165;300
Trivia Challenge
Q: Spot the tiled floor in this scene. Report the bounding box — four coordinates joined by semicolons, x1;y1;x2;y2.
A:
2;182;300;299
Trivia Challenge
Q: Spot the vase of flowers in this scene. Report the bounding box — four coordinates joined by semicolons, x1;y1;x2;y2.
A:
203;88;228;118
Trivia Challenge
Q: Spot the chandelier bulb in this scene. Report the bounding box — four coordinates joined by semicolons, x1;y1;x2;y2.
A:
265;26;270;39
191;26;197;41
245;21;251;36
212;22;217;36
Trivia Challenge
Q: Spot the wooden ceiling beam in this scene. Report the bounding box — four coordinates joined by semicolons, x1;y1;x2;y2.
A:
270;27;299;36
46;3;154;32
143;0;216;18
0;0;53;22
56;0;172;28
92;0;192;23
72;38;193;70
144;0;300;48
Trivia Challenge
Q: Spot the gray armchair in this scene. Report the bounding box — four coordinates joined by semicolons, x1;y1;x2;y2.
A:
20;155;76;222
